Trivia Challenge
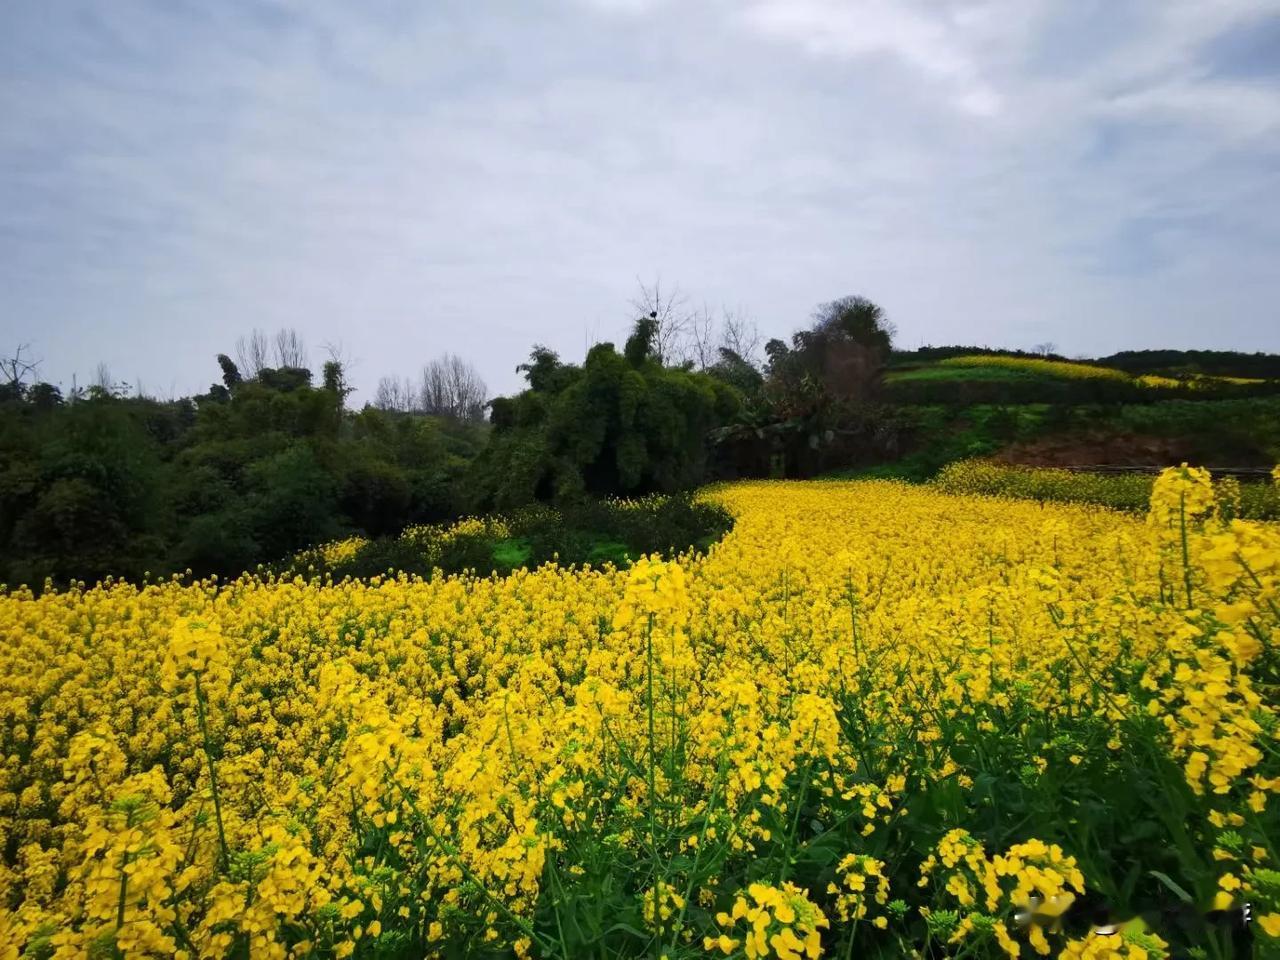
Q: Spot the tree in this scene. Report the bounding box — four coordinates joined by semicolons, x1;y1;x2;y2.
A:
236;330;270;378
27;382;63;410
7;398;166;584
322;360;353;401
706;347;764;398
0;347;486;587
629;278;691;366
373;376;416;413
0;344;40;400
373;355;486;420
709;296;897;480
624;315;659;366
472;318;741;508
88;363;129;400
768;296;895;406
719;309;762;368
444;355;487;421
687;305;717;370
810;296;896;355
516;346;570;393
274;328;309;370
685;305;761;373
419;354;487;420
217;354;242;389
243;444;339;561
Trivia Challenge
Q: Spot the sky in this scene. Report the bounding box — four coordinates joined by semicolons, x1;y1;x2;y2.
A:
2;0;1279;401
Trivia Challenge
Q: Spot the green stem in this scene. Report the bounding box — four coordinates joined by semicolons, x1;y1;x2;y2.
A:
1179;493;1194;610
779;728;818;884
667;736;734;951
193;671;230;875
645;613;660;871
115;810;133;930
385;770;553;953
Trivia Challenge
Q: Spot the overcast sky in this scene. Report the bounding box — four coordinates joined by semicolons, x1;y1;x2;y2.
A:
2;0;1279;401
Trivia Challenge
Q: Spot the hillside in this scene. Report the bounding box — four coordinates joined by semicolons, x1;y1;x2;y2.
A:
846;349;1280;481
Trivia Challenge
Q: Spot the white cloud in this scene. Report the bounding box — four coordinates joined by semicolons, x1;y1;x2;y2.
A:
1;0;1278;401
739;0;1003;115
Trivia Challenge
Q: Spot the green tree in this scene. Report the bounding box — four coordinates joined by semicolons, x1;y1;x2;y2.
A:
473;321;740;508
0;346;487;587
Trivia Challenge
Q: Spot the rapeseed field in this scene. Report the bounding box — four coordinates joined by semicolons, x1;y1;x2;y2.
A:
1;470;1277;958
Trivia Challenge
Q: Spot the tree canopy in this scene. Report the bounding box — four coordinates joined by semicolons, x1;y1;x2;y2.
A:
0;346;485;588
471;320;741;508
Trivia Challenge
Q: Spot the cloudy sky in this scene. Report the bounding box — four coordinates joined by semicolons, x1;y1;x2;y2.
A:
2;0;1279;400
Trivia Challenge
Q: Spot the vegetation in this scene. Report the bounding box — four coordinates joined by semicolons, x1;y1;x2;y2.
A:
470;320;741;509
0;340;487;588
286;494;734;580
891;345;1280;381
935;459;1280;518
2;472;1279;956
938;354;1133;382
709;297;905;478
887;365;1047;384
6;302;1280;590
884;347;1280;407
1098;349;1280;380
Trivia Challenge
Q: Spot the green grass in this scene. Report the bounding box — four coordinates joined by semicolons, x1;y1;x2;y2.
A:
492;538;533;568
584;539;631;566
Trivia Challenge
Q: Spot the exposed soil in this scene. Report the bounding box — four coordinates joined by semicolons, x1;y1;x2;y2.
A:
992;432;1199;468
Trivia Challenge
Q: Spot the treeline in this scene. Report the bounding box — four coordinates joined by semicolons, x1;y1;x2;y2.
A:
1096;349;1280;380
890;344;1068;365
471;294;907;502
0;334;487;588
6;292;1278;588
1;290;904;585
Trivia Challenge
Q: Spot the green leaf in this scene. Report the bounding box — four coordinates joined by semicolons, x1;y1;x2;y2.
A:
604;922;650;939
1148;870;1193;904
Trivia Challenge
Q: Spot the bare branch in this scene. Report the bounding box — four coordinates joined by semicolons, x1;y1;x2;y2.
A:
373;375;416;413
320;339;358;372
0;343;41;390
687;303;717;370
629;276;692;366
235;329;270;378
719;307;761;367
420;354;487;420
273;328;309;369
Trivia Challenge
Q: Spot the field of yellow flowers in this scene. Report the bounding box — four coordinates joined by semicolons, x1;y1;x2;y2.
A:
1;471;1278;959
